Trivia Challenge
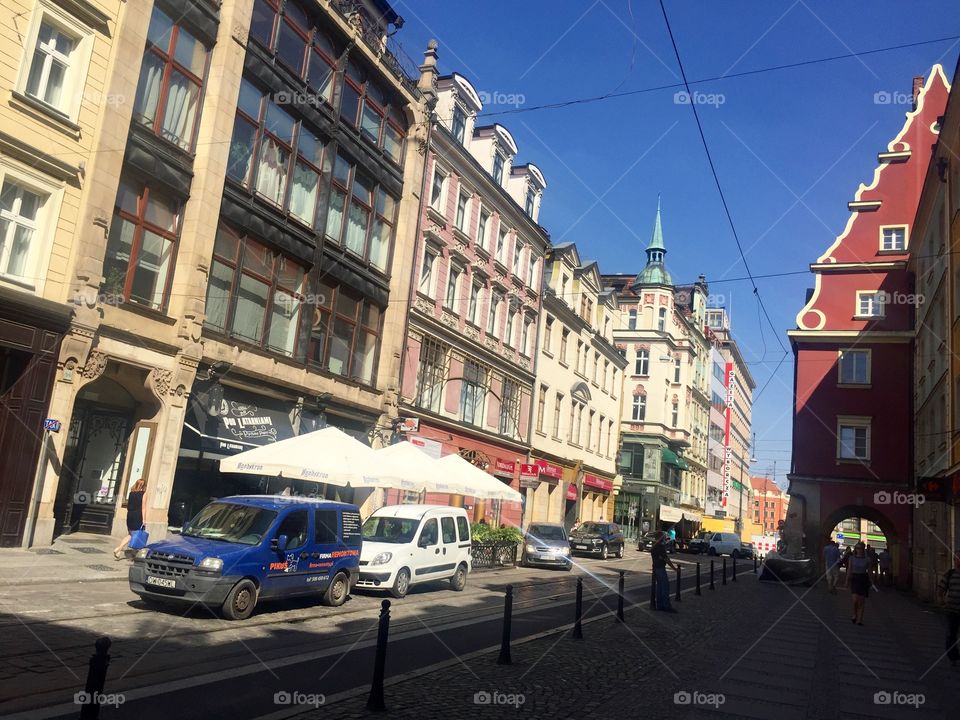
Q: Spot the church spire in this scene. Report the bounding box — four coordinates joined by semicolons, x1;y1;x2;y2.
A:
632;195;673;288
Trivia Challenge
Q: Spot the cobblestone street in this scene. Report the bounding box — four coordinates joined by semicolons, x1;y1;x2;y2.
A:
284;573;960;720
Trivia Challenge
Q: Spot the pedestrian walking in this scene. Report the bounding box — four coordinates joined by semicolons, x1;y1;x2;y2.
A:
878;548;892;586
823;541;841;594
848;542;871;625
866;545;880;583
937;554;960;669
113;478;146;560
839;546;852;587
651;532;678;613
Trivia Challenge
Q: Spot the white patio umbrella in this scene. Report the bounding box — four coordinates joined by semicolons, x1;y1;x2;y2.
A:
359;441;459;493
435;454;523;502
218;426;385;487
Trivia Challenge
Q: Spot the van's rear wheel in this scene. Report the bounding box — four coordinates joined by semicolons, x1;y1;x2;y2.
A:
322;572;349;607
222;579;257;620
449;563;467;592
390;568;410;599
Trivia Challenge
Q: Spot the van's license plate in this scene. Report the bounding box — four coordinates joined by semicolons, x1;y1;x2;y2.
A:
146;576;176;589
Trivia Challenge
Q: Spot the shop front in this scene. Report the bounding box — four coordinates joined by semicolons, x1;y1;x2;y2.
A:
387;420;525;527
522;458;567;528
579;473;615;523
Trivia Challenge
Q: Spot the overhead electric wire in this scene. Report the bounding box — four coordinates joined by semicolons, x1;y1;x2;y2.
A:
658;0;787;354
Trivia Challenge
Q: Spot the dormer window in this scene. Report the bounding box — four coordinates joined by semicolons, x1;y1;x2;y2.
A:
493;152;504;185
650;249;663;263
452;105;467;144
525;188;535;216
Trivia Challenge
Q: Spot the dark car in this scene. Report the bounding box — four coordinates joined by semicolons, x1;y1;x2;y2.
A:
736;542;754;560
638;531;677;553
684;533;710;554
520;523;572;570
569;522;625;560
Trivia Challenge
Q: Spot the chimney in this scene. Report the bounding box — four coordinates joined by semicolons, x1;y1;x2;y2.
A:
912;75;924;109
417;39;439;106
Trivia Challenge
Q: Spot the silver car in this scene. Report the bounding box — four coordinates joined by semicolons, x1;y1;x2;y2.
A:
520;523;572;570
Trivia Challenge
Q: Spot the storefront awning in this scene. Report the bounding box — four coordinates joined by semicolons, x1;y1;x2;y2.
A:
659;504;684;523
661;448;688;470
683;510;703;522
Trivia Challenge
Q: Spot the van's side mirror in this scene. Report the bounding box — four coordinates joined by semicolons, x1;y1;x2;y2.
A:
271;534;288;553
417;535;430;548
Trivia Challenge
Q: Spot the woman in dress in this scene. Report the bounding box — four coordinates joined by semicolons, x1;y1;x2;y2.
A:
114;478;146;560
848;541;872;625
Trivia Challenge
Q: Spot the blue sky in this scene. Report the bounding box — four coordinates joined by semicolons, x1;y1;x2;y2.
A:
389;0;960;488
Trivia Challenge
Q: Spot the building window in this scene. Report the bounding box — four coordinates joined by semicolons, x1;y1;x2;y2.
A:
430;167;446;211
628;308;637;329
524;187;535;216
455;192;468;231
460;360;486;426
445;266;460;311
536;384;547;433
0;173;54;285
635;349;649;376
553;393;563;438
880;225;907;251
227;79;332;230
671;402;679;427
521;319;532;356
133;7;210;151
415;336;448;413
477;209;490;248
419;248;437;296
496;227;508;264
451;105;466;143
102;179;181;311
513;241;523;276
657;307;667;331
487;292;501;336
673;356;681;383
204;223;306;357
632;394;646;421
855;291;885;318
499;378;520;438
838;349;870;385
324;153;396;270
527;256;537;288
544;316;553;354
18;5;93;121
307;30;336;105
607;420;615;457
838;419;870;460
505;311;516;347
492;152;504;185
468;282;480;324
560;328;569;363
306;278;381;383
587;411;595;451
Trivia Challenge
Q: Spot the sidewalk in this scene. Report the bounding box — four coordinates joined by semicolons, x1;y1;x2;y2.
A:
0;533;128;585
281;573;960;720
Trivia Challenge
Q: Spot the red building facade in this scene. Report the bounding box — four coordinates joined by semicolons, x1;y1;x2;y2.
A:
750;476;787;536
787;67;950;586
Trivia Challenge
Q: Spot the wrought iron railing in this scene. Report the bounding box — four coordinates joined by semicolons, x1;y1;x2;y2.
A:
471;541;519;570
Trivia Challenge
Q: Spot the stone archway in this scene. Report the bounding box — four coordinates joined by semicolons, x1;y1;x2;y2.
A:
819;504;903;585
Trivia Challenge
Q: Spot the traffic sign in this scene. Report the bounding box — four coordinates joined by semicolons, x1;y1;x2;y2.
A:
836;533;844;540
43;419;61;432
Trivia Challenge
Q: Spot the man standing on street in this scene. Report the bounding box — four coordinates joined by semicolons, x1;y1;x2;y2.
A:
824;541;841;594
938;554;960;669
651;532;678;613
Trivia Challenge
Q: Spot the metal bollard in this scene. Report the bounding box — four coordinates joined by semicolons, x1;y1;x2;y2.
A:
573;577;584;639
366;600;391;711
710;560;715;590
497;585;513;665
696;562;702;596
617;570;625;622
732;555;738;582
650;570;656;609
754;555;758;574
675;566;682;602
722;557;727;586
79;636;111;720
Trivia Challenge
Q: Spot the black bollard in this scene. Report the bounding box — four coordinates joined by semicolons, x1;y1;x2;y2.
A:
696;562;702;596
366;600;391;711
675;565;682;602
732;555;738;582
649;570;656;609
80;636;111;720
754;555;758;574
722;557;727;586
573;577;584;639
617;571;625;622
710;560;715;590
497;585;513;665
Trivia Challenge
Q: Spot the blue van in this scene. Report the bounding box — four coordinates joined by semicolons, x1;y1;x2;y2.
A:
129;496;362;620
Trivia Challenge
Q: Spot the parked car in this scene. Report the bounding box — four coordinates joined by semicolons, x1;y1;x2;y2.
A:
684;532;710;554
129;496;362;620
520;523;572;570
569;522;625;559
737;542;754;559
357;505;472;599
638;531;677;553
706;532;746;557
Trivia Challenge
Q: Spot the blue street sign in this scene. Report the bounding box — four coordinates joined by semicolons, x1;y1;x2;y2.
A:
836;532;844;540
43;419;61;432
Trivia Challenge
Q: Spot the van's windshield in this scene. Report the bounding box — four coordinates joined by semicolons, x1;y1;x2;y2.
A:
363;517;419;543
182;502;277;545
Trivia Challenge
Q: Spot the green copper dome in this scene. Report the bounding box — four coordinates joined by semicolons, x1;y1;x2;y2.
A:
633;196;673;287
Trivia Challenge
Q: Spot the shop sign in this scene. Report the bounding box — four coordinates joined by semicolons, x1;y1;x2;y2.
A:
408;436;442;459
583;474;613;492
494;458;516;475
519;463;540;489
534;459;564;481
397;417;420;433
566;483;578;501
43;418;61;432
722;362;735;507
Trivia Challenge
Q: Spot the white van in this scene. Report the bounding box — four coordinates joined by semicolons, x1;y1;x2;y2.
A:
357;505;472;598
707;532;746;557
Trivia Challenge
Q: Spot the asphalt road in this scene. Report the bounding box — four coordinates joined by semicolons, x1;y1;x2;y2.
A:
2;550;745;719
